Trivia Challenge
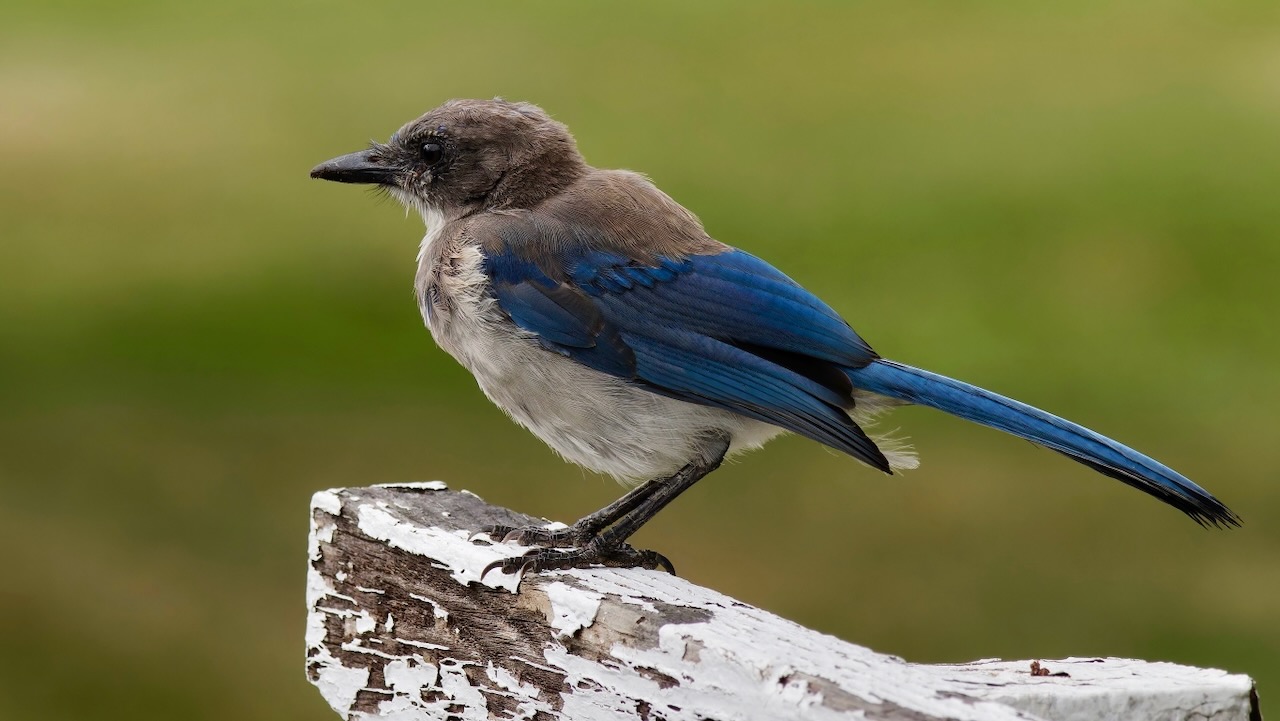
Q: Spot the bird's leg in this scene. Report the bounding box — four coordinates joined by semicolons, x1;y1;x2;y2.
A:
484;476;668;548
484;434;730;576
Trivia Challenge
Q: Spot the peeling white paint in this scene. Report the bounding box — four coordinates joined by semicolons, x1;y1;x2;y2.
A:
409;592;450;621
547;568;661;613
928;658;1255;721
374;480;449;491
486;662;555;718
438;661;489;713
304;570;332;649
309;493;339;562
354;610;377;635
384;658;440;698
315;605;361;620
313;659;370;717
309;516;334;562
486;662;535;696
384;613;394;633
355;586;385;595
508;655;562;674
327;590;358;605
544;581;602;638
356;503;522;593
342;640;407;661
397;638;452;652
307;554;373;717
312;489;344;516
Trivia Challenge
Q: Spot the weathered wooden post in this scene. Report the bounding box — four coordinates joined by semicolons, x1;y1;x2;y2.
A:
306;483;1259;720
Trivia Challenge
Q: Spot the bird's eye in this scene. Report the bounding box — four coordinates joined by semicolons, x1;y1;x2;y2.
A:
420;142;443;165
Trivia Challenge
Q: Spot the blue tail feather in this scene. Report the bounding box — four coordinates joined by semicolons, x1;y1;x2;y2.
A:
846;359;1240;528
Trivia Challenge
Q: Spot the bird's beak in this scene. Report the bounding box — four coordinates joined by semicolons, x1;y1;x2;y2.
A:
309;148;397;185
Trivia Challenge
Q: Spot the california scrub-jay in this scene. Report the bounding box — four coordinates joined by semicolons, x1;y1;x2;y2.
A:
311;99;1238;574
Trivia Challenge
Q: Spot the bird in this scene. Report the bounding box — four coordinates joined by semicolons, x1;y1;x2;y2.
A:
310;98;1238;575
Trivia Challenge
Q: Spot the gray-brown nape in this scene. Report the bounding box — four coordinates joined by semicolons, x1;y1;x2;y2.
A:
473;169;728;263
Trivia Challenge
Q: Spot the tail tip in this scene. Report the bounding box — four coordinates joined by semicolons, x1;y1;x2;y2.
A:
1190;501;1242;529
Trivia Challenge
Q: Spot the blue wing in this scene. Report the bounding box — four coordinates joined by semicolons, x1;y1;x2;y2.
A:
480;226;1240;526
484;242;892;472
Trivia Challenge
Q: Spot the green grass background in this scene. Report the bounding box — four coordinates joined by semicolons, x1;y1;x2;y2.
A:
2;1;1277;718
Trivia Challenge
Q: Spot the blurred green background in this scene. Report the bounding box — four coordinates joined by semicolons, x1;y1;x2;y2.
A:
2;1;1277;718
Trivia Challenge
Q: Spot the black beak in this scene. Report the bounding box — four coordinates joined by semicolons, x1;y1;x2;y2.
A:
309;148;397;185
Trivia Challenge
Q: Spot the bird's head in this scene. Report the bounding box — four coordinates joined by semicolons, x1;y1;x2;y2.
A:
310;98;587;222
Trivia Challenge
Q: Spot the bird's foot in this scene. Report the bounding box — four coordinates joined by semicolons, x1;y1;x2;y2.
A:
480;522;590;548
482;539;675;577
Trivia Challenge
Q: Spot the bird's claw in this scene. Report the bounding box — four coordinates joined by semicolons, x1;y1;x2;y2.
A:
478;523;584;548
480;542;676;578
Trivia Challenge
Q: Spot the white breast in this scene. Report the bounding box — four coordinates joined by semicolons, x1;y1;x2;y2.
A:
414;228;784;482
